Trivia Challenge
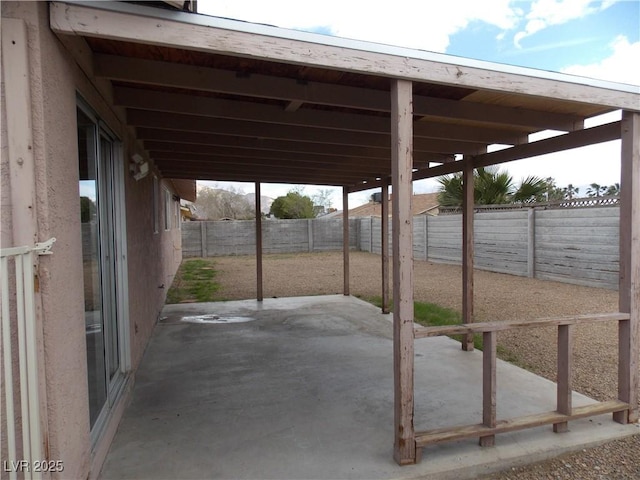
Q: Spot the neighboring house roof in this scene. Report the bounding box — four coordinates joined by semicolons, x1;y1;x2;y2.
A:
347;193;440;218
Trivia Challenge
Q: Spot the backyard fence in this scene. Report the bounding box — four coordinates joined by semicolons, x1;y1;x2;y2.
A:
183;205;620;290
183;217;359;257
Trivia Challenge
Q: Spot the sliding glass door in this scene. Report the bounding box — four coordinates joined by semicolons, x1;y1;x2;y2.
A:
77;102;126;437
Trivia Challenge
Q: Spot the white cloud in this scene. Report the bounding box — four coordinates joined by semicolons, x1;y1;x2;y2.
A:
198;0;519;53
514;0;616;47
562;35;640;86
194;1;630;205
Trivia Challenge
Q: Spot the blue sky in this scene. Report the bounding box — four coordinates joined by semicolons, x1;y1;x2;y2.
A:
196;0;640;207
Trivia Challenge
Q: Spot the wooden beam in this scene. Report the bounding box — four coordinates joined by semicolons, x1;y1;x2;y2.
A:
150;151;390;173
129;109;489;153
255;183;263;302
615;111;640;424
147;140;421;168
343;187;350;296
155;167;348;185
411;121;622;182
145;137;389;159
415;96;583;132
154;163;369;180
554;324;573;433
381;183;390;314
115;86;393;134
118;90;489;154
52;2;640;110
100;54;583;131
474;121;621;168
414;312;630;339
153;165;385;188
391;79;415;466
462;156;475;351
480;331;497;447
138;129;444;165
415;400;629;447
142;133;391;159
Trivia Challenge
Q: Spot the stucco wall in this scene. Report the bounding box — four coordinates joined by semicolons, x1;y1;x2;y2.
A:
1;2;183;478
125;170;183;370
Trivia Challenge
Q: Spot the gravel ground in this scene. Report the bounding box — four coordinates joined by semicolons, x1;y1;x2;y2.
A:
206;251;639;479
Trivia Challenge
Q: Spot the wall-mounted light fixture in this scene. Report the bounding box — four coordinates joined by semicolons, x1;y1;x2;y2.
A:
130;153;149;181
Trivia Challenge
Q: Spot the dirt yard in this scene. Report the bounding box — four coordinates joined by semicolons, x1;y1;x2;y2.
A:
206;251;639;479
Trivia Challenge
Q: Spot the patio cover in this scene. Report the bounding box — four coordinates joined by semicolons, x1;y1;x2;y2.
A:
49;0;640;467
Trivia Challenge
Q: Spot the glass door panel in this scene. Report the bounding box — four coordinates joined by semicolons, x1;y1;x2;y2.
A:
77;108;107;428
77;105;124;431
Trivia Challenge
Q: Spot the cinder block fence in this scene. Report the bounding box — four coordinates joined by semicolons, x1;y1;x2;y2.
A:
182;206;619;290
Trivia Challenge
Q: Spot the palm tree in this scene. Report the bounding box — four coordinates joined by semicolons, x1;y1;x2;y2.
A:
436;167;547;207
474;167;513;204
512;175;548;203
563;184;579;200
436;173;464;207
586;183;607;197
605;183;620;196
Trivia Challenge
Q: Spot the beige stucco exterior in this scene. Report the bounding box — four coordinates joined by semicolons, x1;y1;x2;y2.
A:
1;2;184;478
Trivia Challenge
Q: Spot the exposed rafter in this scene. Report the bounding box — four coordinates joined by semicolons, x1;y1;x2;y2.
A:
128;110;487;155
49;1;637;189
101;55;585;131
348;121;621;193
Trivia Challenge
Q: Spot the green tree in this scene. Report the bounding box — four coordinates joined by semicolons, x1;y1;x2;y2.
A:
80;196;96;223
270;191;316;219
436;167;547;207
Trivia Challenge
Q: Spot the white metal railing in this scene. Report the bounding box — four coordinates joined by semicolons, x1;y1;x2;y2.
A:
1;238;55;480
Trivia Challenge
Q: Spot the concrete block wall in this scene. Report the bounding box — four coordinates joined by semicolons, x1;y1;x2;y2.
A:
183;218;359;257
356;206;620;290
183;206;620;290
534;208;619;289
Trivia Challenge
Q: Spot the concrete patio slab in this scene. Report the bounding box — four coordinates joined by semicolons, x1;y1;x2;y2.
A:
100;295;637;480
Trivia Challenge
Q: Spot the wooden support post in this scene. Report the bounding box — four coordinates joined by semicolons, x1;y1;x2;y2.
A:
255;183;263;301
480;331;497;447
343;186;350;296
391;79;416;465
554;324;573;433
381;183;390;314
462;156;475;351
615;111;640;424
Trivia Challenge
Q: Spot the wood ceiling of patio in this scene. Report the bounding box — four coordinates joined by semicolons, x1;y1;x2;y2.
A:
85;33;617;190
